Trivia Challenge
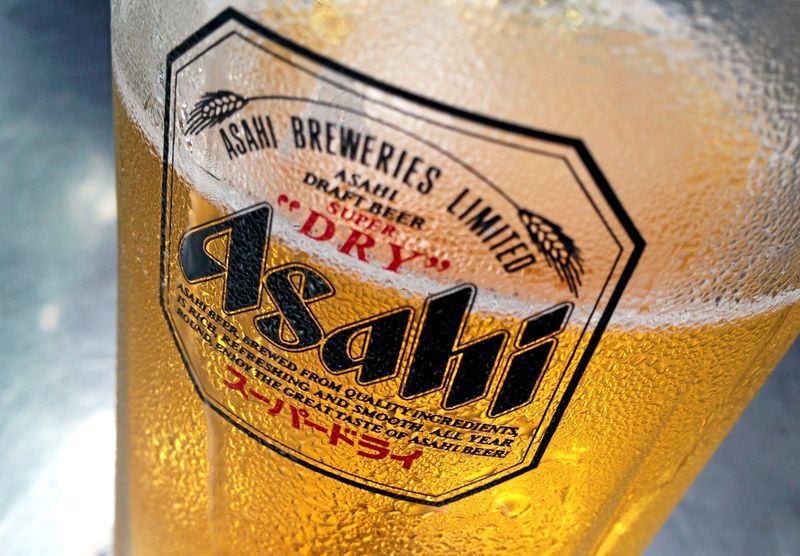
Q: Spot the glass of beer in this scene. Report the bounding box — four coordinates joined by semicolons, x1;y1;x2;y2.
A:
112;1;800;553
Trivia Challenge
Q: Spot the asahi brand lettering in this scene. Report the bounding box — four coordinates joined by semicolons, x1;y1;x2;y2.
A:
161;11;642;504
179;204;571;415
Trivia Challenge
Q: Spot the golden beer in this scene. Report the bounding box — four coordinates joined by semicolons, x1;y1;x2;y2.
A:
114;2;800;554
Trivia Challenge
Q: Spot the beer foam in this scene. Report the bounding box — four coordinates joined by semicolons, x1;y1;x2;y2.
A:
112;0;696;166
113;0;800;328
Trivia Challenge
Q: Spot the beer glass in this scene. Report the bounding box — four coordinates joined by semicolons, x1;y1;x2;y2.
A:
112;1;800;553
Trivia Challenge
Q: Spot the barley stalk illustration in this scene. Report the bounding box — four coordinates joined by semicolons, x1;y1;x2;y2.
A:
184;90;584;295
518;208;583;297
185;90;250;135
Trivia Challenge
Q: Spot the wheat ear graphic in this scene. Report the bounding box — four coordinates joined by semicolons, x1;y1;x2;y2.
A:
518;208;583;297
185;90;250;135
184;90;585;295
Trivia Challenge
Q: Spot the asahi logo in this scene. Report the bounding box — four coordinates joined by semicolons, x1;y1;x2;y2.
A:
180;203;572;416
161;8;644;504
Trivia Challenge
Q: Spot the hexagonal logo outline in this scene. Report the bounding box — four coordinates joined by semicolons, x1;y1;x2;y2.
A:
159;8;645;506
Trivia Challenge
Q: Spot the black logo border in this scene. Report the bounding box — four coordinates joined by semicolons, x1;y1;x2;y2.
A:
158;7;646;506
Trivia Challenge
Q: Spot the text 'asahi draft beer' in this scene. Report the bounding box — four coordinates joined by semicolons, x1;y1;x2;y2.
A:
112;1;800;554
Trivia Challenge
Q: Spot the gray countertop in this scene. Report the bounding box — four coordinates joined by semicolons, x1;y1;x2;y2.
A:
0;0;796;554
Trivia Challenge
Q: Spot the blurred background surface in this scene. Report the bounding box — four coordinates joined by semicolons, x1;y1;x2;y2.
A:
0;0;796;554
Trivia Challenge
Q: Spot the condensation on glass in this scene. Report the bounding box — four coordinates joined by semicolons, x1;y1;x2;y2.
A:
112;1;800;554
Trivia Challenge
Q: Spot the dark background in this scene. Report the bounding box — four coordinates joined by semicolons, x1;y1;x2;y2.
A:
0;0;796;554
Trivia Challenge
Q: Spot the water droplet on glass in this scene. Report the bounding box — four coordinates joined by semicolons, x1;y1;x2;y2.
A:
540;446;587;466
407;503;447;518
310;2;350;45
495;492;531;518
513;417;536;436
464;465;498;481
